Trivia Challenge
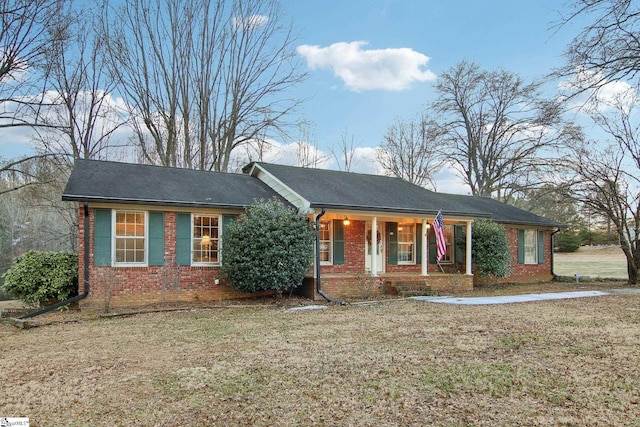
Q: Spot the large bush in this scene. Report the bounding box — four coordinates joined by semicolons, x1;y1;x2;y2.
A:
2;251;78;306
472;219;510;278
221;199;315;295
554;230;581;252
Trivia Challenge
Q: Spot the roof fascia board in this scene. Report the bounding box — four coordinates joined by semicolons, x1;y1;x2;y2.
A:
308;203;491;219
249;164;312;212
76;201;247;214
308;206;485;221
61;195;256;210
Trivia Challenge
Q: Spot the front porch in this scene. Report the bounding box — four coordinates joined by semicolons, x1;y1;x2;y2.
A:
300;272;474;301
305;212;475;301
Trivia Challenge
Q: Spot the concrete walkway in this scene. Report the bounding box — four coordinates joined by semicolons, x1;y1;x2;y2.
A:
411;288;640;305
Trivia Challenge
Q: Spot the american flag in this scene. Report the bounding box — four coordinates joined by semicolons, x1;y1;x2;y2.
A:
433;210;446;262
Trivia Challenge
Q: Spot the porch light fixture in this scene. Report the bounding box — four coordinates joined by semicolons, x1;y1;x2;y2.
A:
343;217;350;226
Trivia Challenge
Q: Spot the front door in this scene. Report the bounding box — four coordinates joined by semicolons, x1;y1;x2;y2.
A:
365;221;384;273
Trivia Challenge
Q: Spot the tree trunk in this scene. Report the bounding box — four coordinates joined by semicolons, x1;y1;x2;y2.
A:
625;250;639;285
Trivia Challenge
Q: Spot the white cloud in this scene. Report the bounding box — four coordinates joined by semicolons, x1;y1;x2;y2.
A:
344;146;384;174
432;164;471;195
297;41;436;91
231;139;333;170
232;14;269;30
559;67;637;114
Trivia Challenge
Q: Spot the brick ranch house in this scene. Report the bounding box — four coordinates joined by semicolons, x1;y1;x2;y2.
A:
62;159;563;310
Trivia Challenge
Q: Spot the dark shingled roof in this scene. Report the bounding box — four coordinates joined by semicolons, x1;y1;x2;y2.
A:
248;162;482;216
62;159;282;209
249;162;563;228
443;193;564;227
63;159;563;228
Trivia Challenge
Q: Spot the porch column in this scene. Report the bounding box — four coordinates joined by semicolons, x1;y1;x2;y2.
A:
466;220;473;275
421;218;428;276
371;216;378;276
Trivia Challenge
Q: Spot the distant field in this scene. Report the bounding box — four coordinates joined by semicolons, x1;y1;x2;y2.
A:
554;245;627;279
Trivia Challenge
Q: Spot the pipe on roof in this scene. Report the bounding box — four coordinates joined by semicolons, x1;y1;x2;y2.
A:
21;202;91;319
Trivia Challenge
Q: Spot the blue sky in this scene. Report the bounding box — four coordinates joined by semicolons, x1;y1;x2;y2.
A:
286;0;581;158
1;0;599;193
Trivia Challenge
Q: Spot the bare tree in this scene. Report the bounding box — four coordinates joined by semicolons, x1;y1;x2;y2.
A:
0;0;65;127
0;0;69;192
35;3;130;164
102;0;306;171
237;135;274;170
292;121;327;168
561;91;640;284
557;0;640;92
0;156;55;195
376;113;444;189
332;128;358;172
433;61;564;198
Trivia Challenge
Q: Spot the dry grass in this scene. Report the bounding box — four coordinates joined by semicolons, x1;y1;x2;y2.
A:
2;290;640;426
555;245;628;279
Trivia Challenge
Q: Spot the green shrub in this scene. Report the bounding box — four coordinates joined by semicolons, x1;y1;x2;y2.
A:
472;219;510;278
2;251;78;306
554;231;581;252
221;199;315;295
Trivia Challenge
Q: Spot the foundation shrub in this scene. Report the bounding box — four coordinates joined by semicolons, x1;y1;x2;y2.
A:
472;219;510;278
2;250;78;306
222;200;315;295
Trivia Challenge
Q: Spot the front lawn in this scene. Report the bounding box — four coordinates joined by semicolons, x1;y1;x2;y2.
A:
2;293;639;425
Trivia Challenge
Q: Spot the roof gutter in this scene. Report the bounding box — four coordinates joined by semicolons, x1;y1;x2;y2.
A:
309;203;491;219
550;227;562;279
20;202;91;319
314;209;345;305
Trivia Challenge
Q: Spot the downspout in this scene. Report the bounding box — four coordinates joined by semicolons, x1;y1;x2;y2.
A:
550;227;561;279
20;202;91;319
314;209;345;305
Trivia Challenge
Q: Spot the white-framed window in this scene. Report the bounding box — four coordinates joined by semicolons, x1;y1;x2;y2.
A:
319;220;332;264
114;210;147;266
442;224;454;263
192;214;220;265
398;223;415;264
524;229;538;264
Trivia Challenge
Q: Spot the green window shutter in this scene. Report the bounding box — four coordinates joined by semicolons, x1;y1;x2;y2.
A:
222;214;236;234
517;229;525;264
148;211;165;266
94;209;112;266
455;224;466;264
537;230;545;264
388;222;398;265
333;219;345;265
429;227;437;264
221;214;236;263
176;212;191;266
416;223;422;264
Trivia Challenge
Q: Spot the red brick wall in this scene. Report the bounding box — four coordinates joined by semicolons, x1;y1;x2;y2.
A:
319;220;365;274
78;206;270;312
475;227;554;285
305;220;473;300
77;207;555;308
319;221;442;275
310;273;473;300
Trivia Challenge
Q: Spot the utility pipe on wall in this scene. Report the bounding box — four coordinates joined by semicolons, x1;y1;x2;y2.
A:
314;208;344;305
20;202;91;319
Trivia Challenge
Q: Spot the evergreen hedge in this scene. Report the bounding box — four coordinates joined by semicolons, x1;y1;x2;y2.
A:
2;251;78;306
472;219;511;278
221;200;315;295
